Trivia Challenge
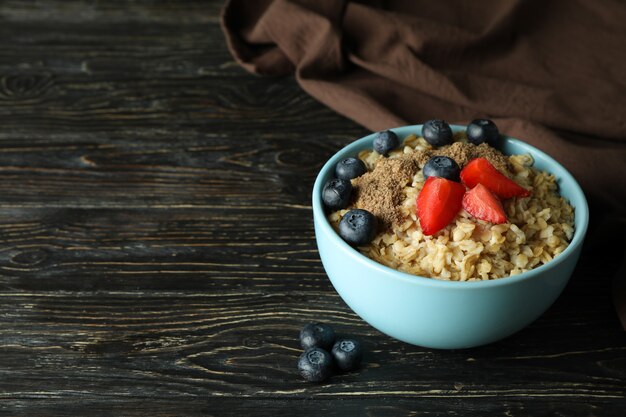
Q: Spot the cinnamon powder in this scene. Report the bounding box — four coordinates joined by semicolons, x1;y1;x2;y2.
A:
422;142;512;177
351;156;418;229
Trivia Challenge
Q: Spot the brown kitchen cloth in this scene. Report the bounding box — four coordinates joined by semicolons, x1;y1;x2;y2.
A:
221;0;626;329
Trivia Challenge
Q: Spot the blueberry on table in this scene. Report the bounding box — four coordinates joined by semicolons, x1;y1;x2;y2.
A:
300;323;336;350
423;156;461;182
331;339;363;372
298;347;333;382
335;157;367;180
422;119;453;146
322;178;352;210
373;130;400;156
467;119;499;146
339;209;377;246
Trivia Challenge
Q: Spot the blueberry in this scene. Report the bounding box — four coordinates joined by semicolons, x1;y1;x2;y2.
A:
331;339;363;372
322;178;352;210
335;157;366;180
467;119;499;146
298;347;333;383
373;130;399;156
422;119;453;146
423;156;461;182
300;323;336;350
338;209;377;246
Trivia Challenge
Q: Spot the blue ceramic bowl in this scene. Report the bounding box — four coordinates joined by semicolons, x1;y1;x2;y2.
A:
312;124;589;349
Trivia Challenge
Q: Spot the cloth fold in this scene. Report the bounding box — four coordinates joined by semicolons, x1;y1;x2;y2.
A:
222;0;626;329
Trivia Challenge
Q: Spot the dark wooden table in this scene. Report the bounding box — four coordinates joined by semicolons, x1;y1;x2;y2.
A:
1;1;624;416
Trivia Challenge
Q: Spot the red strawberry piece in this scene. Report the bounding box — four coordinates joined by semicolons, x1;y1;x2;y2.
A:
460;158;531;199
462;183;507;224
416;177;466;236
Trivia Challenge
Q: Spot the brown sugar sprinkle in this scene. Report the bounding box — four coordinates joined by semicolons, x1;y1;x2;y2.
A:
351;156;418;229
420;142;513;177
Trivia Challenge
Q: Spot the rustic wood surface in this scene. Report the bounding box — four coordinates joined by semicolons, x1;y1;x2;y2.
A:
0;1;624;416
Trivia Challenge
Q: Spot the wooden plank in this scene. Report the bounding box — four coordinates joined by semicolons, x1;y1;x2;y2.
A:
3;398;622;417
1;293;625;401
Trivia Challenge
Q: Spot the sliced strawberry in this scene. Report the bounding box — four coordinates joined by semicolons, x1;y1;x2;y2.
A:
462;183;507;224
460;158;531;199
416;177;465;236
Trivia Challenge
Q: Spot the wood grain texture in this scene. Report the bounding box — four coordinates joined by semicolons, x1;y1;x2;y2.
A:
0;1;624;416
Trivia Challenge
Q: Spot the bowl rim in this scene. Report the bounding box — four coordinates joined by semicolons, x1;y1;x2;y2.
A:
312;123;589;289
